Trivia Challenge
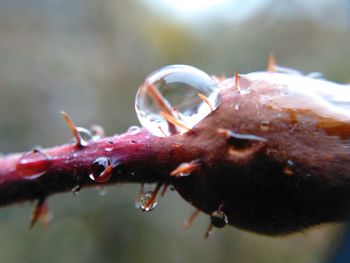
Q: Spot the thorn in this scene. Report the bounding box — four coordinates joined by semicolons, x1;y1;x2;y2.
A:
183;209;200;229
61;111;83;147
234;71;241;93
197;93;214;112
267;52;276;73
160;183;169;197
92;164;113;183
158;126;168;137
145;183;162;210
204;223;214;239
160;111;191;132
170;160;201;177
146;83;177;134
30;198;51;229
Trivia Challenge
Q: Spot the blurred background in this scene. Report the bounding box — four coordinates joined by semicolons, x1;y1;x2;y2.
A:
0;0;349;262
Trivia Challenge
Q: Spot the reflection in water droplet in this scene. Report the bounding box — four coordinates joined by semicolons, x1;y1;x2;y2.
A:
105;147;113;152
138;191;157;212
127;125;141;135
283;160;294;176
260;120;270;131
16;149;51;179
76;127;94;146
135;65;220;137
89;157;113;183
210;210;228;228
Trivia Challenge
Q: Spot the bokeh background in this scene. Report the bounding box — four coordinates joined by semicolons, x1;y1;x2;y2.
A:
0;0;349;262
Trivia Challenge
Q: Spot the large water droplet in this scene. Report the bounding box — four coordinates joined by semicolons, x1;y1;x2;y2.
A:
135;65;220;137
16;149;51;179
138;191;157;212
89;157;113;183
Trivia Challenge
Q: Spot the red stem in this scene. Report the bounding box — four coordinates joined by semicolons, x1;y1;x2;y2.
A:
0;129;175;206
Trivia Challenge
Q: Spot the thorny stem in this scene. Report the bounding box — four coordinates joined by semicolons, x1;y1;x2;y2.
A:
0;128;176;207
2;68;350;235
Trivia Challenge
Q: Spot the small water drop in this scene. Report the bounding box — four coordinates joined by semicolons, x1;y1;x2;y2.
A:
127;125;141;135
210;210;228;228
138;191;157;212
89;157;113;183
135;65;220;137
105;147;113;152
76;127;94;146
283;160;294;176
16;149;51;179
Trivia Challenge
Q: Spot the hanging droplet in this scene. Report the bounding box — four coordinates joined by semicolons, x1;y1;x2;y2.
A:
89;157;113;183
283;160;295;176
135;65;220;137
127;125;141;135
210;210;228;228
75;127;94;146
16;149;51;179
138;191;158;212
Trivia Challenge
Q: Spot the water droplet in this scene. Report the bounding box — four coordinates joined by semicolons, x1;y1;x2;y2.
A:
138;191;157;212
16;149;51;179
72;185;81;196
260;120;270;131
76;127;94;146
210;210;228;228
127;125;141;135
105;147;113;152
283;160;294;176
135;65;220;137
89;157;113;183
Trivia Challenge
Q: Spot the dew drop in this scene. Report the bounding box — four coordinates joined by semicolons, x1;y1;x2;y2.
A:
127;125;141;135
76;127;94;146
89;157;113;183
138;191;158;212
283;160;294;176
135;65;220;137
210;210;228;228
16;149;51;179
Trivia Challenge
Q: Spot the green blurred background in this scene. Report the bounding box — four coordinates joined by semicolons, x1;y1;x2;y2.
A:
0;0;349;262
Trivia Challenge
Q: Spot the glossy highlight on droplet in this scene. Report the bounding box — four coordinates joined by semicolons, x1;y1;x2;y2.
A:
135;65;220;137
16;149;51;179
138;191;157;212
76;127;94;147
89;157;113;183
